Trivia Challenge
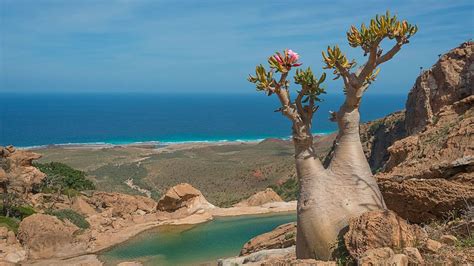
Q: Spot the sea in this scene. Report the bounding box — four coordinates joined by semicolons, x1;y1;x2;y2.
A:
0;93;406;148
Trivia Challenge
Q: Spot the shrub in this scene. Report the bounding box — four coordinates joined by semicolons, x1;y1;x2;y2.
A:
47;209;90;229
0;204;36;220
12;205;36;220
270;177;299;201
34;162;95;193
0;216;20;233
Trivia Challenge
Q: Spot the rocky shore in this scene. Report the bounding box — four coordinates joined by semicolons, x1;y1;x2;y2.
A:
0;151;295;266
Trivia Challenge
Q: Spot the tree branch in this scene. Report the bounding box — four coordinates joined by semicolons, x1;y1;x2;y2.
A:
272;72;300;123
334;62;353;88
376;41;403;65
295;85;309;122
357;41;380;84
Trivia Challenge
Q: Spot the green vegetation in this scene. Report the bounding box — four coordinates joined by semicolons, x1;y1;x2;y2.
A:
47;209;90;229
270;177;299;201
331;237;355;266
10;205;36;220
34;162;95;194
456;236;474;248
284;231;295;240
0;216;20;233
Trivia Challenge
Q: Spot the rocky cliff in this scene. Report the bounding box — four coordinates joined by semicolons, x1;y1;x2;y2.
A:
361;42;473;223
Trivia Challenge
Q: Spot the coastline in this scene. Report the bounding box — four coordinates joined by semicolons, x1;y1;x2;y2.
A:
15;132;336;151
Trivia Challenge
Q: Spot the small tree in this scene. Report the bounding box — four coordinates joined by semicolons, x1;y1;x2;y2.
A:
248;11;417;259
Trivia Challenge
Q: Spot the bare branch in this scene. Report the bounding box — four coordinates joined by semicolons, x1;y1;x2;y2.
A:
357;42;380;83
376;41;403;65
334;62;353;88
295;85;309;122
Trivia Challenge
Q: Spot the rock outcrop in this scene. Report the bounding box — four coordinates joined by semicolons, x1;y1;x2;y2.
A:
405;42;473;135
0;146;46;194
358;247;408;265
359;111;407;171
234;188;283;207
344;210;427;258
17;214;87;259
361;42;474;223
157;183;215;214
0;227;27;264
240;222;296;256
87;192;157;218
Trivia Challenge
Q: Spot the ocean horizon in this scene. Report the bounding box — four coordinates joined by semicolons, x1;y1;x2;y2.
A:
0;92;406;147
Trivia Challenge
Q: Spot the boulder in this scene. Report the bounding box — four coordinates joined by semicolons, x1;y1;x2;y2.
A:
0;227;8;239
359;247;408;266
6;231;17;245
17;214;86;259
439;234;458;245
88;192;157;218
157;183;215;213
402;247;424;265
219;246;296;266
3;249;27;264
344;210;427;258
71;196;97;216
234;188;283;207
240;222;296;256
0;146;46;194
424;239;443;253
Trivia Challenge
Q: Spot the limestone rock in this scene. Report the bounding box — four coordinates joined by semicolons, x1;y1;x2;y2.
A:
359;111;407;171
0;227;8;239
117;262;143;266
157;183;215;214
17;214;86;259
88;192;157;218
344;210;427;258
402;247;424;265
240;222;296;256
424;239;443;253
6;231;17;245
71;196;97;216
405;41;473;135
439;234;458;245
0;146;46;194
358;247;395;265
385;254;408;265
219;246;296;266
3;249;27;264
234;188;283;207
372;42;474;223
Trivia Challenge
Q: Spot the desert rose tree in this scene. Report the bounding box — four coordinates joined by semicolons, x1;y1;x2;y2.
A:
248;11;417;260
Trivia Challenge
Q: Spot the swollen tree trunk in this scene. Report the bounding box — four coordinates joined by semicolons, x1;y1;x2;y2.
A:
295;99;386;260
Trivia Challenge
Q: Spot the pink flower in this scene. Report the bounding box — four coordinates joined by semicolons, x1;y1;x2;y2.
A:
287;49;299;63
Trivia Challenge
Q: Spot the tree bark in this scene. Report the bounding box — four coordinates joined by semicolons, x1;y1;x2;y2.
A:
294;96;386;260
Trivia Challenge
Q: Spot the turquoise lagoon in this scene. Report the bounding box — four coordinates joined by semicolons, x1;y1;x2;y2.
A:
100;213;296;265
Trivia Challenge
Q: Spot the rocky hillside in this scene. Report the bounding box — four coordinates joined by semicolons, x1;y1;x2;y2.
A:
361;42;473;223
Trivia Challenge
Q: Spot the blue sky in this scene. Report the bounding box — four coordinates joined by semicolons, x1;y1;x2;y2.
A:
1;0;473;94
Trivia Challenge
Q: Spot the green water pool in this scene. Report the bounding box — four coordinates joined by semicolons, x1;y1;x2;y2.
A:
99;213;296;265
